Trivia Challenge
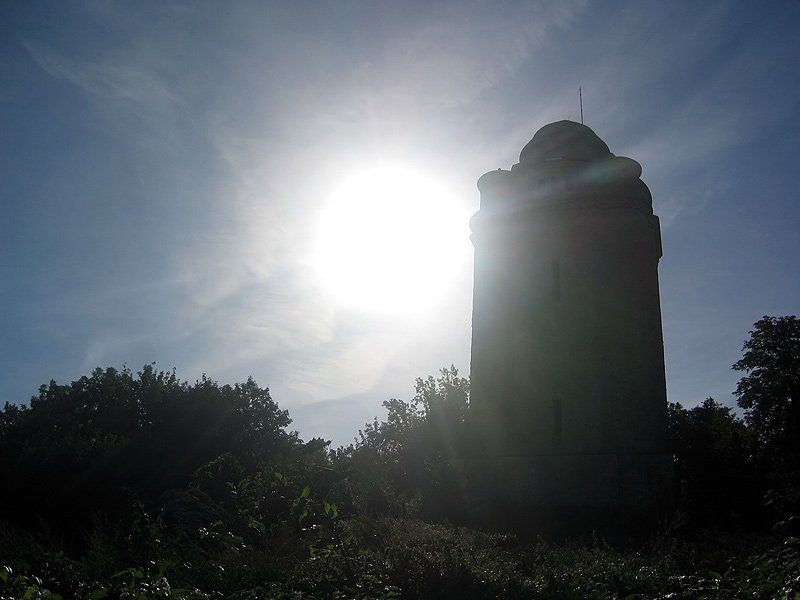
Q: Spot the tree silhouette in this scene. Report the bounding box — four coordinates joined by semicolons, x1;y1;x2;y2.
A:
733;316;800;455
733;315;800;517
337;366;469;519
668;398;760;527
0;365;299;530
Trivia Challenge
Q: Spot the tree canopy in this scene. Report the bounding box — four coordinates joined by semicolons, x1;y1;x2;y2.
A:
667;398;759;526
733;316;800;457
335;366;470;518
733;315;800;515
0;365;310;529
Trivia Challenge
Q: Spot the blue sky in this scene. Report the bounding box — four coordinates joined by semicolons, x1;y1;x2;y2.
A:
2;1;799;448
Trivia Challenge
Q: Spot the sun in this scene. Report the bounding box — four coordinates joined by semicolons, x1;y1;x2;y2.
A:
312;164;469;313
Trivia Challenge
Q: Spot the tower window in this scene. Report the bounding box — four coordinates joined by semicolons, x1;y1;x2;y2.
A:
553;398;563;444
551;260;561;300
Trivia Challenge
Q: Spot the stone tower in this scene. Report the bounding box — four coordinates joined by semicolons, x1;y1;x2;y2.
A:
468;121;672;517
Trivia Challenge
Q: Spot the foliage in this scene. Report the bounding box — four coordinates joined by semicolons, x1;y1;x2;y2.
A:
661;315;800;528
4;515;800;600
734;315;800;451
657;535;800;600
733;315;800;517
0;365;305;531
334;366;470;519
667;399;761;527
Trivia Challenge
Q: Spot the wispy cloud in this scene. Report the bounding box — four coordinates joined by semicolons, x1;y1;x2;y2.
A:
24;40;183;126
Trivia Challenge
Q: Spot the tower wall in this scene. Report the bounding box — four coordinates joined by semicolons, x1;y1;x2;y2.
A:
467;122;672;518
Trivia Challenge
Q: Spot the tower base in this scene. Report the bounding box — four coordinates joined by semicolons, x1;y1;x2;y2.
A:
454;453;674;537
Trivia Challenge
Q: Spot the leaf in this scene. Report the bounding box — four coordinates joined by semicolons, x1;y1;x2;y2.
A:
111;567;143;581
300;485;311;499
247;516;266;534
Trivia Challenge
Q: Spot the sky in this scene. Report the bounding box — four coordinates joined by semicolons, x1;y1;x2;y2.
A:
2;1;799;448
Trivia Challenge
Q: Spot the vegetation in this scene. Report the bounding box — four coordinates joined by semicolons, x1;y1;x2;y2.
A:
667;398;760;528
1;315;799;599
734;315;800;520
333;366;470;520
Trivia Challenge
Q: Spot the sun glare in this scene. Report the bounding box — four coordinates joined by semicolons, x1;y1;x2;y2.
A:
312;165;469;313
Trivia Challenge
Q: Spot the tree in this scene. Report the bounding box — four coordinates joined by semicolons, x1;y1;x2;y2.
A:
337;367;470;518
733;315;800;518
733;316;800;461
412;365;470;456
0;365;301;530
668;398;760;527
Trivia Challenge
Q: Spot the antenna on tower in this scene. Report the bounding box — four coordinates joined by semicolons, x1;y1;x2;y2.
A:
579;86;584;124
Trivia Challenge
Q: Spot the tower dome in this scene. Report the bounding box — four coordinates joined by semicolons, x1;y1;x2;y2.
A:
519;120;611;164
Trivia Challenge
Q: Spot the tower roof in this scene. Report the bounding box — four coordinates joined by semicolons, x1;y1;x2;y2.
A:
519;120;611;164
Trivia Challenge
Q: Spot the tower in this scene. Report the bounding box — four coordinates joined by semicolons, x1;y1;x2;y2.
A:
468;121;672;519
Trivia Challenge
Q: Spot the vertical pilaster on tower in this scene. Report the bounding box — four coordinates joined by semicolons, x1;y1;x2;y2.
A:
467;121;673;527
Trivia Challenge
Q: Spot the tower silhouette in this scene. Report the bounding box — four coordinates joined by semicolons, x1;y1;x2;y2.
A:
468;121;672;520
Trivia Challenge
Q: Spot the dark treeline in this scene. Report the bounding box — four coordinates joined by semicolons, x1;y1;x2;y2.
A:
670;315;800;531
0;315;798;599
